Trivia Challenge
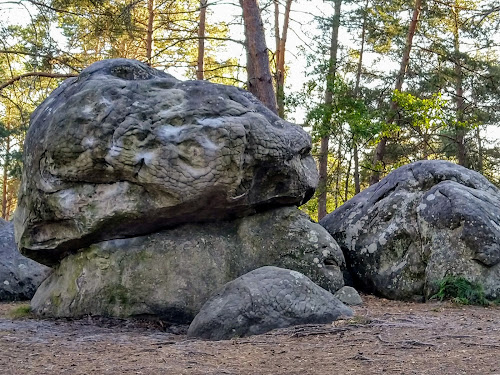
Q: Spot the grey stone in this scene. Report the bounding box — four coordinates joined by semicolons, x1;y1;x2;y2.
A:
320;160;500;301
14;58;317;266
187;266;353;340
0;220;51;301
334;286;363;306
31;207;346;321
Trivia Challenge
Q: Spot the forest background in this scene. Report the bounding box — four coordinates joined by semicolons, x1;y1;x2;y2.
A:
0;0;499;221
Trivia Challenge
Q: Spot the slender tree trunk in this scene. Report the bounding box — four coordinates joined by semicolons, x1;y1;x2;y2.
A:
452;1;466;166
240;0;278;114
345;152;352;202
2;123;10;219
370;0;422;184
334;140;342;209
318;137;329;220
146;0;155;65
353;143;360;194
274;0;292;118
197;0;208;80
318;0;342;220
476;126;483;173
353;0;368;194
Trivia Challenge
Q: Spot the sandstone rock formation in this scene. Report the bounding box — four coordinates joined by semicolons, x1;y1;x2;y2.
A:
320;160;500;301
31;207;345;321
187;266;353;340
0;220;51;301
14;58;317;266
334;286;363;306
16;59;346;322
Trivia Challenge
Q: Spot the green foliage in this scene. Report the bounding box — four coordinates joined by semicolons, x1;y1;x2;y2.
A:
431;276;490;306
392;90;448;130
305;76;382;142
8;304;33;319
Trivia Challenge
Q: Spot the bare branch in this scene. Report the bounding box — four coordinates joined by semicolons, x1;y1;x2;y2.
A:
0;72;77;92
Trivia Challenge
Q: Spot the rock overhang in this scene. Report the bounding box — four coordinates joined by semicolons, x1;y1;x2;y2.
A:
14;58;318;266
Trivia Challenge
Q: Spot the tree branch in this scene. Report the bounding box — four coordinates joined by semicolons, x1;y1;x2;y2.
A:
0;72;77;92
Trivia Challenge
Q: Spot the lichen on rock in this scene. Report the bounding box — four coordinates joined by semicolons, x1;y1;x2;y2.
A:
14;59;318;266
320;160;500;301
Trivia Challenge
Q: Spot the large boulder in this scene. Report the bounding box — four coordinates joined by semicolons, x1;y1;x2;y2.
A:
0;220;51;301
320;160;500;301
14;59;317;266
187;266;353;340
31;207;346;321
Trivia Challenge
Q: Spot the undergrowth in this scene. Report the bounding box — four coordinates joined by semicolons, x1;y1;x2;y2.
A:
8;304;33;319
431;276;497;306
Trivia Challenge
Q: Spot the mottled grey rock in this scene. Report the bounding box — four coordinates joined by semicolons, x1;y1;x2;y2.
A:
320;160;500;301
334;286;363;306
0;220;51;301
187;266;353;340
14;58;317;266
31;207;345;321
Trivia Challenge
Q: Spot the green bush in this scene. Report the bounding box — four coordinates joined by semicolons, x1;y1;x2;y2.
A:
8;304;33;319
431;276;490;306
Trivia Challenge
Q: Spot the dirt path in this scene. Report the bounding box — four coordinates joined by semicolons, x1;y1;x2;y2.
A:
0;295;498;374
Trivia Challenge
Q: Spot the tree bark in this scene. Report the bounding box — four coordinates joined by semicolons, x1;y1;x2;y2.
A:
353;0;368;194
240;0;278;114
476;126;483;173
353;143;360;194
370;0;422;184
452;1;466;166
274;0;292;118
197;0;208;80
318;136;329;220
345;151;352;202
1;122;10;219
317;0;342;220
146;0;155;66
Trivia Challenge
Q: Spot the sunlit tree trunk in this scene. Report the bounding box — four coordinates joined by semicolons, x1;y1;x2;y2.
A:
146;0;155;65
371;0;422;184
274;0;292;118
318;0;342;220
240;0;278;114
197;0;208;80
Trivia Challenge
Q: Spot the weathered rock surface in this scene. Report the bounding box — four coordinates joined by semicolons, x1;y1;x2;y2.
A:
334;286;363;306
0;220;51;301
320;160;500;301
187;266;353;340
31;207;346;321
15;59;317;266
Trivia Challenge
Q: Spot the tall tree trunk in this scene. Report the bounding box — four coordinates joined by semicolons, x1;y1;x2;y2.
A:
370;0;422;184
1;123;10;220
353;0;368;194
334;140;342;209
353;143;360;194
318;0;342;220
453;1;466;166
197;0;208;80
345;152;352;202
146;0;155;65
476;126;483;173
240;0;278;114
274;0;292;118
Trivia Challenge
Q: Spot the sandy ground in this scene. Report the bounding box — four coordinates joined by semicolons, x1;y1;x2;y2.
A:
0;295;498;375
